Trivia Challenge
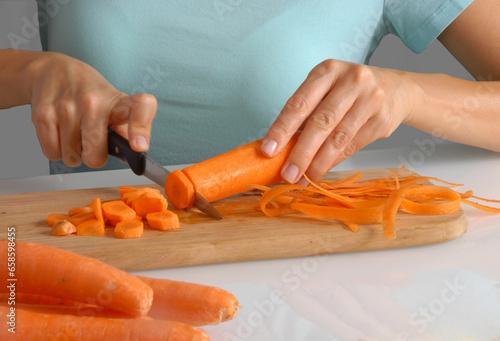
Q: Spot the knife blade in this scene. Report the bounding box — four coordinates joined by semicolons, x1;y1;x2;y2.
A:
107;128;223;219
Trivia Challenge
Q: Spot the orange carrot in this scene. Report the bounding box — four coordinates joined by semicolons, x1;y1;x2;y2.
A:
0;240;153;316
76;218;105;236
0;305;209;341
0;292;87;307
51;219;76;236
132;191;169;218
68;206;94;215
136;275;239;326
165;169;195;209
114;220;144;239
122;187;161;206
146;210;180;230
68;212;95;226
47;213;70;227
166;134;299;209
92;197;104;224
7;303;141;319
119;185;138;197
101;200;136;222
107;214;142;227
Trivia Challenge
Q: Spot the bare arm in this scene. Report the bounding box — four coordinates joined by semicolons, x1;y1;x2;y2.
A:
0;49;157;168
262;0;500;183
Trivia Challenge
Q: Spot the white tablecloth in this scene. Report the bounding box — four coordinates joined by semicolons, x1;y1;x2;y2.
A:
2;143;500;340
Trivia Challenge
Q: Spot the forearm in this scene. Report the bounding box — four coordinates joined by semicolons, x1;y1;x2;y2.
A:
403;72;500;152
0;49;46;109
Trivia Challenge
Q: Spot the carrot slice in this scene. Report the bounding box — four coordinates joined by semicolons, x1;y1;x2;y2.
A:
51;219;76;236
165;169;196;209
68;206;94;215
102;200;137;222
76;218;105;236
67;212;96;226
136;275;240;326
92;197;105;224
107;215;142;227
0;240;153;316
122;187;161;206
132;192;169;218
46;213;71;227
146;211;180;230
114;220;144;239
119;186;138;198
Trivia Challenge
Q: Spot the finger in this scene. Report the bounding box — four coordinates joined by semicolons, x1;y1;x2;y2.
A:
261;60;342;158
31;103;62;161
305;102;385;182
110;93;157;152
57;101;83;167
81;114;109;169
281;78;359;183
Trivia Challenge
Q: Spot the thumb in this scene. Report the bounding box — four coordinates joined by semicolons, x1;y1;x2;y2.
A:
109;93;157;152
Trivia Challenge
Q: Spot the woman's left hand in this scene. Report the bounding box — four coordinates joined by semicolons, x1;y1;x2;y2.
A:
261;59;417;184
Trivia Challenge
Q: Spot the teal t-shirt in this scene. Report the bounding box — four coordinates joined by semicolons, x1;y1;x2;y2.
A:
37;0;473;173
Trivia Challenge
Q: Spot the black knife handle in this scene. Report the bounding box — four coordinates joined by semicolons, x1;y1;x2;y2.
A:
107;128;146;175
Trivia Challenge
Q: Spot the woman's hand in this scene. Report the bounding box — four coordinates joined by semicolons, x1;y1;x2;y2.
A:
261;59;416;184
29;52;157;168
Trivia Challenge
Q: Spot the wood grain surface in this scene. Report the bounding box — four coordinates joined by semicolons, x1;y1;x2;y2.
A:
0;168;468;271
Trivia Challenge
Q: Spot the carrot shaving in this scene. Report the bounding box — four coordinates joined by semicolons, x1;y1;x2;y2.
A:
251;165;500;240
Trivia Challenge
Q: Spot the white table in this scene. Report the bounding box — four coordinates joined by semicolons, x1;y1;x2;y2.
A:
2;143;500;340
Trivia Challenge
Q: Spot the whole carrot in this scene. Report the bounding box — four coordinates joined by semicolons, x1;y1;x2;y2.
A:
0;305;210;341
136;275;240;326
165;134;299;209
0;240;153;316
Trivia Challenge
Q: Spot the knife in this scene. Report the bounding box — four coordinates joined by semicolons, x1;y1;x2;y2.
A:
107;128;223;219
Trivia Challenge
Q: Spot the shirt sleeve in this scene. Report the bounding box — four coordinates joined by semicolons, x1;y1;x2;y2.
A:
383;0;474;53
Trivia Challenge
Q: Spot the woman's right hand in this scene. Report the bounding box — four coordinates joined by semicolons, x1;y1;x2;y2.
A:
28;51;157;168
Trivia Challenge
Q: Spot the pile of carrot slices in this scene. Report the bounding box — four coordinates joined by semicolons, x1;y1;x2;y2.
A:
0;240;239;340
249;165;500;239
46;186;180;239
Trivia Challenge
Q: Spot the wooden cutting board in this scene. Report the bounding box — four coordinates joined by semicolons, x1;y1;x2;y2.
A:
0;168;467;271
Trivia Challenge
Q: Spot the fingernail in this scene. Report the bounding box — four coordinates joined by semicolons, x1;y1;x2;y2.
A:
261;139;278;157
135;136;149;151
283;164;300;183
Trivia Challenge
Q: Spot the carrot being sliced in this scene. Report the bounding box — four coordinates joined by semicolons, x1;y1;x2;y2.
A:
166;133;299;209
136;275;239;326
102;200;137;222
0;305;209;341
51;219;76;236
76;218;105;236
114;220;144;239
146;211;180;231
0;240;153;316
165;169;196;209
